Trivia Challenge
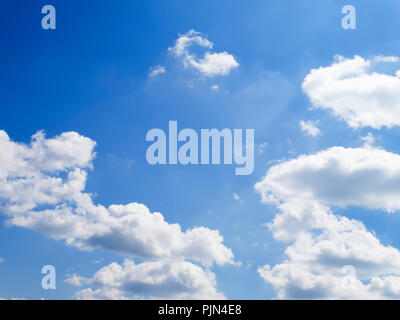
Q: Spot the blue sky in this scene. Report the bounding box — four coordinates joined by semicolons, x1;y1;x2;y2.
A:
3;0;400;299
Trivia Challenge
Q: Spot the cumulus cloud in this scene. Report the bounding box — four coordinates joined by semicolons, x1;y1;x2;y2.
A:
299;120;321;137
255;145;400;299
0;130;234;267
68;259;225;300
255;146;400;212
169;30;239;77
257;202;400;299
302;55;400;129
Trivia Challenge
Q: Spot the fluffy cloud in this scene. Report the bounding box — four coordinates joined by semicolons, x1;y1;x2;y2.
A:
255;146;400;212
169;30;239;77
68;259;225;300
255;145;400;299
302;55;400;129
257;202;400;299
299;120;321;137
0;130;234;267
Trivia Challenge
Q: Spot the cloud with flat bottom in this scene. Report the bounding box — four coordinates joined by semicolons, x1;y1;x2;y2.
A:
255;145;400;299
302;55;400;129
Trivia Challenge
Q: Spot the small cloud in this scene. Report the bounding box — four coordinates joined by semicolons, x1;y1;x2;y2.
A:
233;193;244;203
210;85;219;91
258;142;268;155
300;120;321;137
373;55;399;63
93;258;103;264
149;65;166;78
361;133;375;147
169;29;239;77
0;258;4;263
65;274;87;287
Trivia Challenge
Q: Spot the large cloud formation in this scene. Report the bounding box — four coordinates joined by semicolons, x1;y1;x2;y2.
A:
67;259;225;300
0;130;234;299
302;55;400;129
169;29;239;77
255;146;400;299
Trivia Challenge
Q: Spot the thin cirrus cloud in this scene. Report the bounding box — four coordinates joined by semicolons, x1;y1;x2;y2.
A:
302;55;400;129
149;65;166;78
66;259;225;300
0;129;235;299
254;145;400;299
169;29;239;77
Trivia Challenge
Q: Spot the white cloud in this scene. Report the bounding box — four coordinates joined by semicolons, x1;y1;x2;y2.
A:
255;146;400;212
255;145;400;299
69;259;226;300
361;133;375;147
257;202;400;299
0;258;4;263
169;30;213;57
169;30;239;77
74;288;129;300
186;52;238;77
149;65;166;78
65;273;86;287
210;85;219;91
0;130;234;267
299;120;321;137
302;55;400;129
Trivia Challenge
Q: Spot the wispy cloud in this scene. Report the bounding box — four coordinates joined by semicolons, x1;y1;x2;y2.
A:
148;65;166;78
